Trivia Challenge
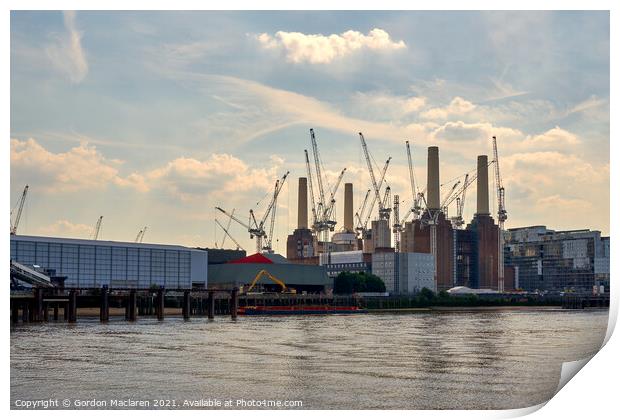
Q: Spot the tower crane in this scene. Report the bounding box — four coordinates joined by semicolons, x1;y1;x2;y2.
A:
393;194;401;252
92;216;103;240
359;157;391;234
216;171;289;253
450;174;469;229
310;128;327;227
405;141;423;220
359;132;391;221
308;129;346;242
134;226;147;243
10;185;29;235
304;150;319;229
354;189;371;232
322;167;347;230
492;136;507;292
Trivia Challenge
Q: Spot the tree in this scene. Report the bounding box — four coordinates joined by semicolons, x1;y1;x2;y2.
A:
333;271;386;294
418;287;436;301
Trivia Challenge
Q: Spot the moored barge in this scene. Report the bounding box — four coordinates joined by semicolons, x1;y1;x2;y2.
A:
238;305;367;315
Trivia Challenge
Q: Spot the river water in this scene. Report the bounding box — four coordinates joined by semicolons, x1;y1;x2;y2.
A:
10;309;608;410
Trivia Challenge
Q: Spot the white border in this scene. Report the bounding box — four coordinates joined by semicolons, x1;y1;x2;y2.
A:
3;1;617;419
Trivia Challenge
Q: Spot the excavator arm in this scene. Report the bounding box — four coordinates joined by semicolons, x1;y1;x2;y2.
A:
246;269;289;293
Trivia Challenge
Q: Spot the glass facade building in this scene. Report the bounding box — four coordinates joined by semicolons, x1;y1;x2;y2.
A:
10;235;208;288
504;227;610;292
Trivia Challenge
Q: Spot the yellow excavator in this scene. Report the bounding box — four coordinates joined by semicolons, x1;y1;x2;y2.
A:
242;269;296;294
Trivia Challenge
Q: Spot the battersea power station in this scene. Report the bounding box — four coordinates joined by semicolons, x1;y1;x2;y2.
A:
286;134;509;294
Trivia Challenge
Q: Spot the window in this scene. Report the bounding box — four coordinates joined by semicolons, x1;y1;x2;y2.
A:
79;245;96;287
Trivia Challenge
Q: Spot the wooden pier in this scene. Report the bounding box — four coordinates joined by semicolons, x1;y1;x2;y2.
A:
9;287;241;324
561;293;610;309
10;287;365;324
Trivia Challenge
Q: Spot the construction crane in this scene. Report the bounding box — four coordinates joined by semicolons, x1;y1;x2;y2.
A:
10;185;29;235
216;171;289;253
308;129;347;242
92;216;103;240
310;128;327;227
359;132;391;222
492;136;507;292
354;189;371;232
405;141;423;221
215;219;244;251
134;226;147;243
359;157;391;235
304;150;319;229
450;174;469;229
393;194;401;252
322;167;347;231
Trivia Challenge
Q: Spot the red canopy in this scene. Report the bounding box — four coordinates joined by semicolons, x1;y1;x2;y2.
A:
227;253;274;264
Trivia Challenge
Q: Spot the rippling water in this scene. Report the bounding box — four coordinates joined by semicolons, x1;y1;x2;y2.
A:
10;309;608;409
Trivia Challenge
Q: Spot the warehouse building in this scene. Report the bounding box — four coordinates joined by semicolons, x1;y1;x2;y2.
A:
504;226;610;292
208;252;332;293
10;235;208;288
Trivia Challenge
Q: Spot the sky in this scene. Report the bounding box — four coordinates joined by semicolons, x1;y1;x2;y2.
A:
9;11;610;252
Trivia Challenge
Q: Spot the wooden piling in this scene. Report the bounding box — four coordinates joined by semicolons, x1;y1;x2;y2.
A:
68;290;77;323
34;288;44;322
128;289;137;321
208;291;215;319
182;290;191;320
53;304;59;321
156;287;165;321
100;286;109;322
43;302;49;322
11;301;19;323
22;301;30;323
231;288;238;320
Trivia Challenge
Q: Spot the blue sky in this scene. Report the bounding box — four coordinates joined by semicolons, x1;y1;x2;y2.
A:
10;11;610;251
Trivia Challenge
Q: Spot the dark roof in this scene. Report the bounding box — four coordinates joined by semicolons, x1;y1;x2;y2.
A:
208;263;331;287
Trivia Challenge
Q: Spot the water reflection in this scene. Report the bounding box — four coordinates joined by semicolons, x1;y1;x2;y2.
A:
11;309;607;409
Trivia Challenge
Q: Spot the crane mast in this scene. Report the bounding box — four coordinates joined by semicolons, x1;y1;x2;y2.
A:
355;189;371;232
405;141;422;220
10;185;29;235
361;157;391;232
304;150;318;229
393;194;401;252
92;216;103;240
323;167;347;228
492;136;507;292
310;129;327;221
359;132;391;221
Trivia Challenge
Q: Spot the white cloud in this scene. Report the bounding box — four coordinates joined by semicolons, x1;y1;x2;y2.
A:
520;126;580;151
40;220;93;238
431;121;523;145
10;137;287;202
45;11;88;83
257;28;406;64
420;97;476;120
11;138;122;193
350;91;426;121
143;153;284;201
